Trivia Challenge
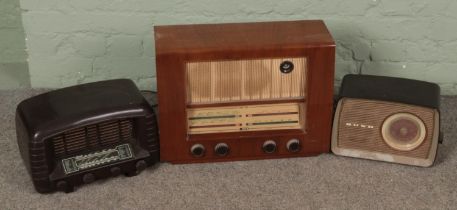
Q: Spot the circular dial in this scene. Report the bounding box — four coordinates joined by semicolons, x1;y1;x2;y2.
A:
381;113;426;151
190;144;206;157
214;143;230;156
280;61;294;73
262;140;277;153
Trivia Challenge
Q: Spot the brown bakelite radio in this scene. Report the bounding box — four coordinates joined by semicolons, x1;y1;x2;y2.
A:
16;79;159;193
154;20;335;163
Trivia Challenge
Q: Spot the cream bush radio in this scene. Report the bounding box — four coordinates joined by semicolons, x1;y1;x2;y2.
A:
154;20;335;163
331;75;442;167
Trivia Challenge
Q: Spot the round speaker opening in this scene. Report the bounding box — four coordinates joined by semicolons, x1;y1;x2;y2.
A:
381;113;426;151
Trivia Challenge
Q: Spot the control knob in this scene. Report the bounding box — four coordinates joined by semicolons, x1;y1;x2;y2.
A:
287;139;301;153
190;144;206;157
214;143;230;156
262;140;277;153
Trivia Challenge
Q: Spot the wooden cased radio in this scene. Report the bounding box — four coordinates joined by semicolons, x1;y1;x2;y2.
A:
154;20;335;163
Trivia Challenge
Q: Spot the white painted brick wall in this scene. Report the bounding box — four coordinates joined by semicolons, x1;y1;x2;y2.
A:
19;0;457;94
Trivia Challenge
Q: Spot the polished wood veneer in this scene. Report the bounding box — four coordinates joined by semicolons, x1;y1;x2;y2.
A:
154;20;335;163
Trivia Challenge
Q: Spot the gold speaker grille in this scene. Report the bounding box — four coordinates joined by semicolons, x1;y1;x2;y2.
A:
337;98;435;159
186;57;307;104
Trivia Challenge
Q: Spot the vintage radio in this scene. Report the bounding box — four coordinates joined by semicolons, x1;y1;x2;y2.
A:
154;20;335;163
332;74;441;167
15;79;159;193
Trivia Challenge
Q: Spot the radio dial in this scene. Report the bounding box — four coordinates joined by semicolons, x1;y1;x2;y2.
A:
280;61;294;73
287;139;301;153
214;143;230;156
262;140;277;153
190;144;206;157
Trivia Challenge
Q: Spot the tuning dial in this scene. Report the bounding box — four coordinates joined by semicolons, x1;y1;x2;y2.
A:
287;139;301;153
190;144;206;157
214;143;229;156
280;60;294;73
262;140;277;153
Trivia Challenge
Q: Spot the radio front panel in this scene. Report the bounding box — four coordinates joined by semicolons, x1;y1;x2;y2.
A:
335;98;436;159
186;57;307;104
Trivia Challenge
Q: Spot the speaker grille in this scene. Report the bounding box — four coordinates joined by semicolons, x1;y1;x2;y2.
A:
186;57;307;104
51;119;134;158
337;98;435;159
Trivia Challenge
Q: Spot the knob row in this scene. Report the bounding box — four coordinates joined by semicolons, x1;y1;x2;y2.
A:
190;139;300;157
55;160;147;192
262;139;300;153
191;143;229;157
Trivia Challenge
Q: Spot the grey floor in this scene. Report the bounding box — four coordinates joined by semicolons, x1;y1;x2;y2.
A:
0;90;456;210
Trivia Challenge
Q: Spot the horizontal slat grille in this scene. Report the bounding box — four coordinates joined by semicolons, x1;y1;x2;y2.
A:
337;99;435;159
51;119;134;158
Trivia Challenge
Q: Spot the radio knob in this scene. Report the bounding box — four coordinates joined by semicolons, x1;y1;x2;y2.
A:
110;167;121;176
262;140;277;153
280;60;294;73
56;180;74;193
214;143;230;156
83;173;95;184
56;180;68;191
190;144;206;157
135;160;147;172
125;160;147;177
287;139;301;153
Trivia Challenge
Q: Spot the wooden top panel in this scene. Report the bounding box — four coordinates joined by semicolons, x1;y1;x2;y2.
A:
154;20;335;54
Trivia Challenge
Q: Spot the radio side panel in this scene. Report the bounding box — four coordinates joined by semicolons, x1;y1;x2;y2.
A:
155;53;189;162
16;105;54;193
15;110;31;173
